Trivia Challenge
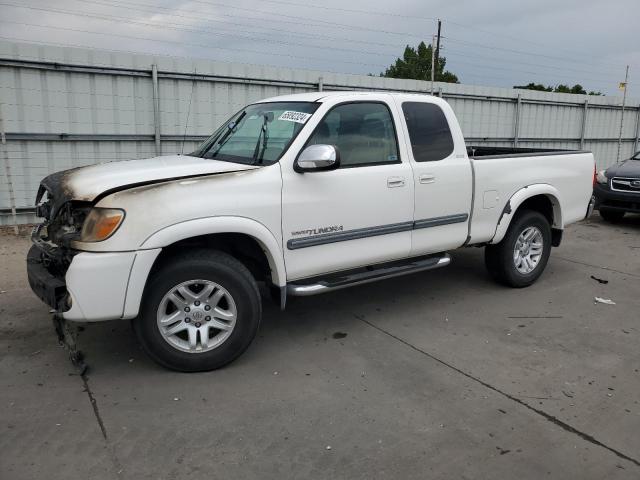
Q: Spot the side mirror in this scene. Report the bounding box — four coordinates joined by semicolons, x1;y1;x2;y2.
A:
294;144;340;173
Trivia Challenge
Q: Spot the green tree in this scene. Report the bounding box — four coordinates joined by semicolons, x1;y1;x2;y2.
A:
513;82;552;92
515;83;602;95
382;41;459;83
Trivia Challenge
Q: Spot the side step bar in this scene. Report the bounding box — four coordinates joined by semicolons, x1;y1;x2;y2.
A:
287;253;451;297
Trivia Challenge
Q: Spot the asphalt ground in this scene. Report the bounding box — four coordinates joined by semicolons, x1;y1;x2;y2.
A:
1;212;639;479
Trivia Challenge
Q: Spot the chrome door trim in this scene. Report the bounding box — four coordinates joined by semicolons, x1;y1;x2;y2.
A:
413;213;469;230
286;213;469;250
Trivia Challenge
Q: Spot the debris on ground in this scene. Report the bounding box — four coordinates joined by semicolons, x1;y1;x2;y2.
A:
332;332;347;339
594;297;616;305
590;275;609;284
325;445;332;450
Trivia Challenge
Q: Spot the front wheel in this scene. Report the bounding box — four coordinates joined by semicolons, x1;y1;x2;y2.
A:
485;210;552;288
134;249;261;372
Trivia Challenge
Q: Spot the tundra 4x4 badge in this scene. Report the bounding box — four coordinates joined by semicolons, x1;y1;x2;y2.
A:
291;225;344;237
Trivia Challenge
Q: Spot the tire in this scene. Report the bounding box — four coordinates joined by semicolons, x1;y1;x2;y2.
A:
485;210;552;288
134;249;261;372
599;209;625;223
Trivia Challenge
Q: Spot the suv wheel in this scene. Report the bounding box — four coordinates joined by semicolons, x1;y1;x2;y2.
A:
134;249;261;372
485;210;552;288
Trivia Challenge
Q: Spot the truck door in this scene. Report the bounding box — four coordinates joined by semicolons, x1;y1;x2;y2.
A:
281;99;414;281
398;100;472;255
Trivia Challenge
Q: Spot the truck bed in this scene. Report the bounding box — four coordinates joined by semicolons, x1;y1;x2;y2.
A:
467;145;587;159
467;149;595;245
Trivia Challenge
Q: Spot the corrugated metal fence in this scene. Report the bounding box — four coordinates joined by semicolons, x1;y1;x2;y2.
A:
1;40;639;225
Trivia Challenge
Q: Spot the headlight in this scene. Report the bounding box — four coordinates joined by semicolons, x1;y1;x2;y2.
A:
80;208;125;242
596;170;608;185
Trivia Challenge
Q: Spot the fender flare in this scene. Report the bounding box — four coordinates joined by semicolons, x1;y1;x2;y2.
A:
140;216;287;286
490;184;563;244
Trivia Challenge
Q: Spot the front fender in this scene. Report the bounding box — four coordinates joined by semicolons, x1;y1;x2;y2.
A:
490;184;563;244
140;216;287;287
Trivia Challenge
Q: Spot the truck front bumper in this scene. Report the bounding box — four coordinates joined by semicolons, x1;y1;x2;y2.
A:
27;244;159;322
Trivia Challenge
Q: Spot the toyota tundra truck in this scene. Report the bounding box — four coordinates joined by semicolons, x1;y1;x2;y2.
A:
27;92;596;371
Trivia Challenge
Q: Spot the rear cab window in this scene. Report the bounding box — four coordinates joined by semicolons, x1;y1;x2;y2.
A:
402;102;454;162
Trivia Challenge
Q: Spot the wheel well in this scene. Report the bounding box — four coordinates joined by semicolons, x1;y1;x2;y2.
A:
149;233;272;283
514;194;563;246
517;195;554;224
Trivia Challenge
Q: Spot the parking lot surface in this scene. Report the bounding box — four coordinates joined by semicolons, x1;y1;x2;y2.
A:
1;214;639;479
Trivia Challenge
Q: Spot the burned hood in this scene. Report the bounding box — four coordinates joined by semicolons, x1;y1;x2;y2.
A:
36;155;259;216
605;159;640;179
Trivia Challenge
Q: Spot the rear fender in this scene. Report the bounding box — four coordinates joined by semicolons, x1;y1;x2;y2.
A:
490;184;563;244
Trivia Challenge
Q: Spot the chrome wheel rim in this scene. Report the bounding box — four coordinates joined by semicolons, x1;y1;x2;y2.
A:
156;280;237;353
513;226;544;274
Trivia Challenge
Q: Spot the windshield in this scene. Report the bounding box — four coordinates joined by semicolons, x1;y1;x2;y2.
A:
632;151;640;160
191;102;320;165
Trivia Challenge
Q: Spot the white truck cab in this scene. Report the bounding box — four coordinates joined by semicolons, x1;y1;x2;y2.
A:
27;92;595;371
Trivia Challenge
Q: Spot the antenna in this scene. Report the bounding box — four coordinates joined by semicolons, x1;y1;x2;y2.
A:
181;68;197;155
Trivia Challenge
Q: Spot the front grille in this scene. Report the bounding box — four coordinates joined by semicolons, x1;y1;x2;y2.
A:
611;177;640;193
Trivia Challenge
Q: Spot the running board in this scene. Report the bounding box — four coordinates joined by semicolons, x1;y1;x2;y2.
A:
287;253;451;297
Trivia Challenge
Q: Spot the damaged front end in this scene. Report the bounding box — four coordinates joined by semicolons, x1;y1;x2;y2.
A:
28;182;93;373
28;183;91;313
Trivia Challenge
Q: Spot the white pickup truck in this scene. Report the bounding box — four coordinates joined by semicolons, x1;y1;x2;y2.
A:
27;92;595;371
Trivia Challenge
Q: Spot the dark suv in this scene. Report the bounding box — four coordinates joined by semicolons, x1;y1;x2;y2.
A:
594;151;640;222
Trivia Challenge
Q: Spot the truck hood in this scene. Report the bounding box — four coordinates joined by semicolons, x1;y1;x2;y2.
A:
605;159;640;178
36;155;258;217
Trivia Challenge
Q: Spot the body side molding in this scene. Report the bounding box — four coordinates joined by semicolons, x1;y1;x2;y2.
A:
286;214;469;250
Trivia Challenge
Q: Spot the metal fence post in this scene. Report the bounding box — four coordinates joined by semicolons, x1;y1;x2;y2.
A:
151;64;161;156
513;94;521;147
318;76;323;92
0;103;18;234
634;105;640;153
580;100;589;150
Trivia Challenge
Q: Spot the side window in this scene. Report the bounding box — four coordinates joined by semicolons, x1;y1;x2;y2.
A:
307;102;400;168
402;102;454;162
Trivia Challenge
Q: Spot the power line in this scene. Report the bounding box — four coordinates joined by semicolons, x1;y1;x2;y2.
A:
75;0;408;49
0;20;390;68
442;48;621;82
162;0;632;72
442;55;617;90
185;0;424;36
0;3;399;58
69;0;631;72
233;0;629;69
442;36;624;69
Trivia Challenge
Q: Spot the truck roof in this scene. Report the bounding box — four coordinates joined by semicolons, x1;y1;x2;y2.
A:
257;91;438;104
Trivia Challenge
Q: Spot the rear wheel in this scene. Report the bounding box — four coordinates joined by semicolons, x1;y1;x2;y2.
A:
485;210;552;288
134;249;261;372
599;209;625;223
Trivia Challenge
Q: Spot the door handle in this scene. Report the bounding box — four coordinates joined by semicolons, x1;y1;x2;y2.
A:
419;174;436;184
387;176;406;188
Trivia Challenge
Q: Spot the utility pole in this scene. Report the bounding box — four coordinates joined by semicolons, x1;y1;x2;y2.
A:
0;103;18;234
430;34;436;95
616;65;629;164
434;19;441;76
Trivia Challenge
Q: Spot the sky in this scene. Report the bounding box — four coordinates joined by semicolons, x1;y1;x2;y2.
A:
0;0;638;97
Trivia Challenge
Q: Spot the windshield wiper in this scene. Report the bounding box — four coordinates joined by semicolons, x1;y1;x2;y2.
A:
252;113;271;165
208;111;246;158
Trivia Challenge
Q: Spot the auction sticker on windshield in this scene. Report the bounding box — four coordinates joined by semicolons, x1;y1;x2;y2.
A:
279;111;312;124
